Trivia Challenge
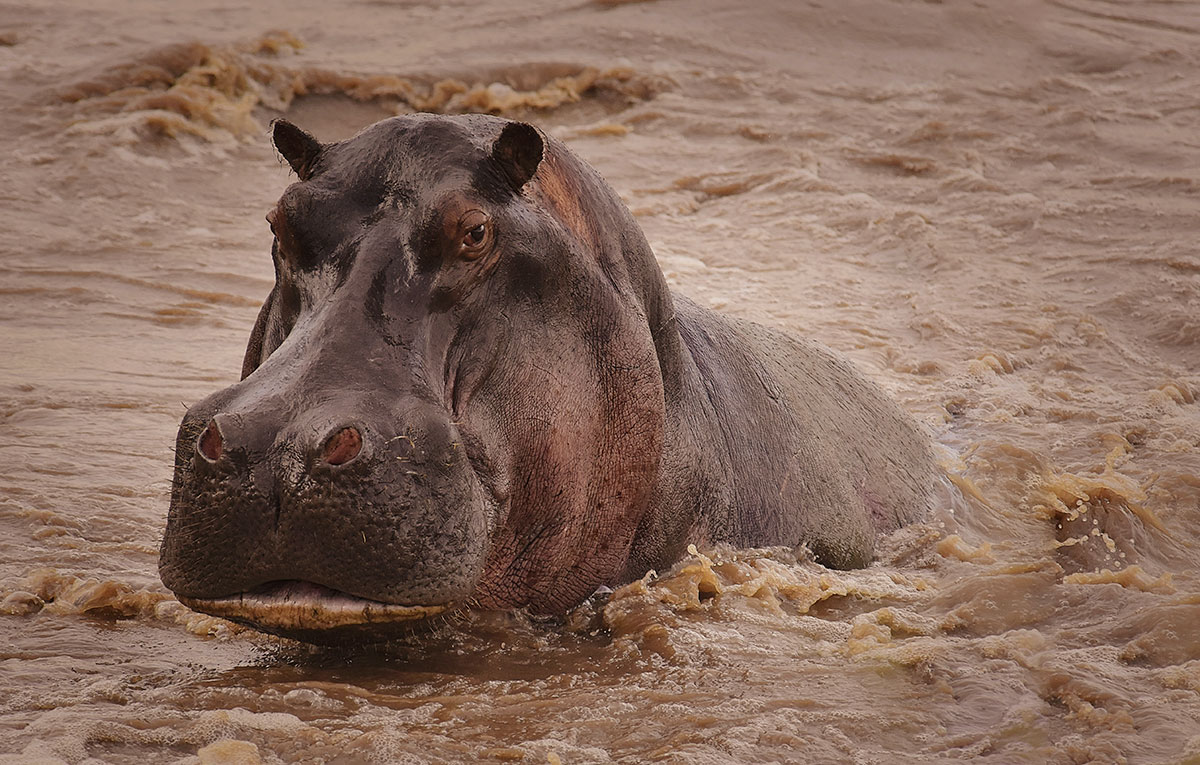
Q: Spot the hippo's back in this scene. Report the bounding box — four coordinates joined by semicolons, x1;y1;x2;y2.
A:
672;295;937;567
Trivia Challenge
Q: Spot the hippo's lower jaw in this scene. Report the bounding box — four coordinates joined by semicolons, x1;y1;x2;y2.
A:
178;580;451;643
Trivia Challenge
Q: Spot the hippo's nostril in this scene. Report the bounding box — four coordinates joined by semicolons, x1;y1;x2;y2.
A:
321;426;362;466
197;420;223;462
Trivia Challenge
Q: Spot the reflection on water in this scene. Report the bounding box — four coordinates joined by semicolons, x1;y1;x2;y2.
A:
3;0;1200;761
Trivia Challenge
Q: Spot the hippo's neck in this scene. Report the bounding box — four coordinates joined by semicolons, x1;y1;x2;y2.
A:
620;294;748;579
534;138;680;388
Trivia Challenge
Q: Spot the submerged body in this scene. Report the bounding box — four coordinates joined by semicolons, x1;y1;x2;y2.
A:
158;114;937;641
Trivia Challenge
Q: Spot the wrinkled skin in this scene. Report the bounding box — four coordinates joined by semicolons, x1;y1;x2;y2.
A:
159;114;938;642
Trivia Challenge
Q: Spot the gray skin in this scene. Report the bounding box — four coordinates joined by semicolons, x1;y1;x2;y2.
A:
159;114;938;643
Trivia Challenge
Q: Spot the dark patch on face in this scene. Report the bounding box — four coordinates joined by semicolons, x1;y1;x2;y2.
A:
429;283;457;315
363;260;425;349
471;159;522;206
272;191;322;273
410;207;448;275
504;250;548;304
273;263;301;330
365;268;388;328
274;182;374;279
269;239;283;280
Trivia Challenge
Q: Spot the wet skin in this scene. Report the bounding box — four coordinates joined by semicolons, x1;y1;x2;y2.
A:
159;114;939;642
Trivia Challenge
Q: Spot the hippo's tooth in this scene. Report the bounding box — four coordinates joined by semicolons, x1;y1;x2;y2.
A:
178;580;447;632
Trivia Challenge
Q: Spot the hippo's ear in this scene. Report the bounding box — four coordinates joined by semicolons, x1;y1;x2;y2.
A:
272;119;322;180
492;121;543;191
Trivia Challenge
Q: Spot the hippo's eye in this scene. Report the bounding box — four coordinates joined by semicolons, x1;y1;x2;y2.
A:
458;211;491;259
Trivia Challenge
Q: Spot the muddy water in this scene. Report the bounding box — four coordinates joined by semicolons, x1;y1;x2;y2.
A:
2;0;1199;762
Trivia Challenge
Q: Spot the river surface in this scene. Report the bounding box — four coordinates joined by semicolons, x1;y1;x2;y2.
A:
2;1;1200;762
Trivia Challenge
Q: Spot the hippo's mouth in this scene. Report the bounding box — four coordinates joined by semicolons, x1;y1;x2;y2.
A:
178;580;449;640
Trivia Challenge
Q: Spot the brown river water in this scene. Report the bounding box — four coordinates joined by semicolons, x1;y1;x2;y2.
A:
2;1;1200;762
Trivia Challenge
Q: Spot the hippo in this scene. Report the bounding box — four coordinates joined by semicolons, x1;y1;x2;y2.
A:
159;113;938;642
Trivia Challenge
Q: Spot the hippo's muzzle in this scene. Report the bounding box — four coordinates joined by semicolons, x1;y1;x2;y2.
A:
160;339;495;641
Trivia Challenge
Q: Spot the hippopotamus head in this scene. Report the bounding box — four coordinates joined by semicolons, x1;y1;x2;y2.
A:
160;114;676;641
